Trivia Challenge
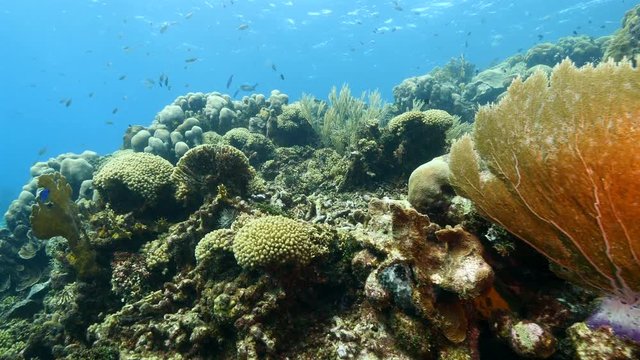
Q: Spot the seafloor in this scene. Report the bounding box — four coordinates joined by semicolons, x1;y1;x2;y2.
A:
1;4;640;360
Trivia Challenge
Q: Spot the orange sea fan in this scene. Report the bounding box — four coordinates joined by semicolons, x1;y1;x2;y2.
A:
448;59;640;300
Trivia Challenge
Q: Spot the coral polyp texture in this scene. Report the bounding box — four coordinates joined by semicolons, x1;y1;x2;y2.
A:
448;59;640;340
171;144;255;206
232;215;330;269
93;151;175;213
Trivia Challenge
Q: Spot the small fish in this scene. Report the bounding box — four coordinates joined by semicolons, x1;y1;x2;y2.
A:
239;83;258;91
160;22;170;33
280;74;285;80
537;34;544;40
118;75;127;80
184;12;193;19
573;30;578;35
271;64;277;71
61;98;72;107
238;23;249;30
88;92;94;98
233;89;240;97
105;120;114;125
112;107;119;114
465;40;468;48
164;76;169;87
185;57;199;63
159;73;166;87
143;78;155;88
226;74;234;89
37;188;50;203
37;147;47;156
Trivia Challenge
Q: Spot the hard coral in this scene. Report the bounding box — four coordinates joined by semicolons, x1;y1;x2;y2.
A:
387;109;454;175
232;215;330;269
171;144;255;207
93;152;175;213
449;59;640;341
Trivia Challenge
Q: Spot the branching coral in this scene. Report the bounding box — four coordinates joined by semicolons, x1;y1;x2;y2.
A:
448;59;640;341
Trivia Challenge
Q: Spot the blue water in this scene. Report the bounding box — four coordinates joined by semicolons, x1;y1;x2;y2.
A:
0;0;631;215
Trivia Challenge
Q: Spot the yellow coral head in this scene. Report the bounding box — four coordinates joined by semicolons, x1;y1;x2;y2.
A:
449;58;640;300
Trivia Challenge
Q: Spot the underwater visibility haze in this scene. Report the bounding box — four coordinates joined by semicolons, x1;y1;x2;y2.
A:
1;0;640;359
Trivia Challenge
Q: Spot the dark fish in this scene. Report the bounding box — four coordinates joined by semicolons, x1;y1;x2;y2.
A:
185;57;199;63
112;107;119;114
159;74;165;87
573;30;578;35
105;120;114;125
239;83;258;91
537;34;544;40
238;24;249;30
280;74;285;80
233;89;240;97
226;74;234;89
164;76;169;87
271;64;277;71
65;98;72;107
119;75;127;80
37;188;50;202
37;147;47;156
88;92;94;97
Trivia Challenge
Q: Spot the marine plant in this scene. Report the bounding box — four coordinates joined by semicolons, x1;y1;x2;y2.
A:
448;59;640;342
304;84;388;154
30;172;98;278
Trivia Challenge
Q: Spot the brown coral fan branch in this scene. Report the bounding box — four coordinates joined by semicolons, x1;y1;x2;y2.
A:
448;59;640;300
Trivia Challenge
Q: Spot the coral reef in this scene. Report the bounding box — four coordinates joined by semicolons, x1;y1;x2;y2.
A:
3;9;640;359
604;4;640;62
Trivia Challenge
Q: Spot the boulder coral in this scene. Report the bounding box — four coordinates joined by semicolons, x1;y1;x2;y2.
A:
449;59;640;342
93;152;175;213
387;109;455;175
232;215;331;269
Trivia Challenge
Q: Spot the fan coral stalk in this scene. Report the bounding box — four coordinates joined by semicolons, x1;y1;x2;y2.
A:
448;59;640;342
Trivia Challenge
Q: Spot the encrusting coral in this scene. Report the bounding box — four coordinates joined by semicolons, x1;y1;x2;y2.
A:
448;58;640;342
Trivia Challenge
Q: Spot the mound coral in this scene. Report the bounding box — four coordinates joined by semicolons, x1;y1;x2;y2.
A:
232;215;330;269
387;109;454;174
93;152;175;213
171;144;255;206
448;59;640;341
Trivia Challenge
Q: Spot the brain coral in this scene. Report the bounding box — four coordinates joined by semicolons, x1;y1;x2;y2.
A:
232;215;330;269
93;152;175;212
